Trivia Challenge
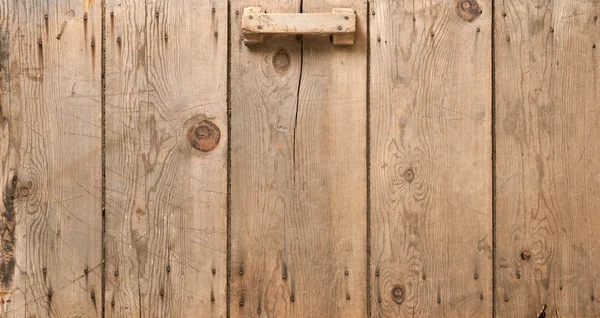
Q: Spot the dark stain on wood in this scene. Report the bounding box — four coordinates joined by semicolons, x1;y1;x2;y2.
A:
1;175;17;290
38;39;45;70
272;49;291;73
187;120;220;152
456;0;482;22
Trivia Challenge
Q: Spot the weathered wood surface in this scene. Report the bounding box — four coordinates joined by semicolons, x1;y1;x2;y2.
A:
230;0;367;316
495;0;600;317
370;0;492;317
0;0;102;316
104;0;227;316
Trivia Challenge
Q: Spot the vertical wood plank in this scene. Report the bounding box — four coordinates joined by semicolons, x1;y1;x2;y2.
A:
104;0;228;316
495;1;600;317
230;0;367;316
370;0;492;316
1;0;102;316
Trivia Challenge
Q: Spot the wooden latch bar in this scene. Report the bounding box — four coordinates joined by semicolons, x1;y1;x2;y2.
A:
242;7;356;46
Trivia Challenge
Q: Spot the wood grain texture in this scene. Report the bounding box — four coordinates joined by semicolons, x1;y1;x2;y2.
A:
369;0;492;316
0;0;102;316
230;0;367;316
104;0;227;316
495;1;600;317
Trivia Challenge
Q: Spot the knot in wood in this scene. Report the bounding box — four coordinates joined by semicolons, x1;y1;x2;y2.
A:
272;49;291;73
456;0;482;22
391;285;405;304
187;120;220;152
521;250;531;261
404;169;415;183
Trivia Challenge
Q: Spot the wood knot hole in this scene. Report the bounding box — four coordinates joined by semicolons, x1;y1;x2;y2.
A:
521;250;531;261
273;49;291;73
391;285;405;304
187;120;221;152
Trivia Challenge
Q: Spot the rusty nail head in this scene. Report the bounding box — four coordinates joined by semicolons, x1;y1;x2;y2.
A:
84;268;89;274
115;271;119;276
338;26;343;31
166;265;171;272
476;27;480;32
45;14;48;19
345;16;349;20
521;251;531;260
346;294;351;300
257;25;262;30
502;12;506;17
345;270;349;275
212;268;216;274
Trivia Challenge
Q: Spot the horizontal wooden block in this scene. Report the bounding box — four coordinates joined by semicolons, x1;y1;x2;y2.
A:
242;7;356;45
